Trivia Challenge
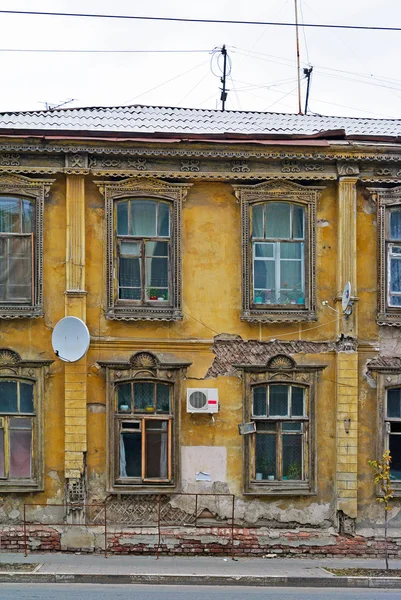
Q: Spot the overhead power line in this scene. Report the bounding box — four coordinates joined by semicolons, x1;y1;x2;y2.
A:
1;10;401;32
0;48;209;54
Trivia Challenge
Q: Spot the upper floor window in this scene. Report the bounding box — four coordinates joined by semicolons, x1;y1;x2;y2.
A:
387;209;401;307
117;199;171;303
99;177;191;321
252;202;305;307
234;181;319;324
0;197;34;305
0;175;52;319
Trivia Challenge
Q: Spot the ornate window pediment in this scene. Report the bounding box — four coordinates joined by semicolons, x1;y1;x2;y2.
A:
234;180;322;324
96;177;191;322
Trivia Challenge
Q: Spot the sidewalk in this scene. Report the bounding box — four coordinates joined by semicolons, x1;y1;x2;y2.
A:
1;552;401;588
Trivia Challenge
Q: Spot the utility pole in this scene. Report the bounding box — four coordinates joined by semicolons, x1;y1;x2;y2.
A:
294;0;302;115
303;66;313;115
220;45;228;112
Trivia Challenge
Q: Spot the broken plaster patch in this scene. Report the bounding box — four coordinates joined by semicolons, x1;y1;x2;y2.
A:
317;219;329;227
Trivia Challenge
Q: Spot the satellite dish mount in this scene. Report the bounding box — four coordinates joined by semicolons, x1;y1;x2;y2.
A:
341;282;353;316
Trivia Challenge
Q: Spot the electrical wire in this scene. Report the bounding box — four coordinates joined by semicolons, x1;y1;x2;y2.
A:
121;58;209;104
2;10;401;32
0;48;210;54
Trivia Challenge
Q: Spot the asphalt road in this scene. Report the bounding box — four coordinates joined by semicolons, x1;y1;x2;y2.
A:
1;585;401;600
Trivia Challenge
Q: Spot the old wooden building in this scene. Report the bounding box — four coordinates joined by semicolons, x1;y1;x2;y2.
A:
0;105;400;555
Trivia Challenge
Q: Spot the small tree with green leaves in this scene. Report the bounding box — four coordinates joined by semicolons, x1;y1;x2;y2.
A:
368;450;394;570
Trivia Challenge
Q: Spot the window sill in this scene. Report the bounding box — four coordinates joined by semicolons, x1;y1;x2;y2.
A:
106;307;183;322
0;480;42;493
378;311;401;326
245;481;315;496
0;307;43;319
241;309;317;324
109;482;178;494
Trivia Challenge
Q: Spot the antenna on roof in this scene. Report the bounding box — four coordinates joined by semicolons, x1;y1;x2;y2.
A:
41;98;76;111
303;66;313;114
294;0;303;115
211;45;232;112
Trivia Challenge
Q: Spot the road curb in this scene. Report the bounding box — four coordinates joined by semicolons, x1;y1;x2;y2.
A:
1;573;401;588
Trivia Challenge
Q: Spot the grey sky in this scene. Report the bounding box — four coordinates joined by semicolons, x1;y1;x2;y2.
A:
1;0;401;118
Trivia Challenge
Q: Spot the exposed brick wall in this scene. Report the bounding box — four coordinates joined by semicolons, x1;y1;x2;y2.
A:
2;525;401;558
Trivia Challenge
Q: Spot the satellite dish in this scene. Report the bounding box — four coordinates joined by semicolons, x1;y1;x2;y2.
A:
341;282;352;315
52;316;90;362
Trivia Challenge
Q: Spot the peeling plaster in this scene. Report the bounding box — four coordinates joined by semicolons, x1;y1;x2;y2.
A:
317;219;329;227
379;326;401;357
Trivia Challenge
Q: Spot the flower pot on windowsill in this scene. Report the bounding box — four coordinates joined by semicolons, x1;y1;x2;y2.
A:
119;404;130;412
149;296;158;300
297;297;305;305
267;475;275;481
255;298;263;304
158;297;165;301
256;472;263;480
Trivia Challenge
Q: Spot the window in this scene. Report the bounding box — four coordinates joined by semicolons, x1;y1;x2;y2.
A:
0;197;34;304
385;388;401;481
0;348;51;492
234;181;318;323
0;175;51;319
239;354;324;495
116;381;172;482
375;188;401;325
101;351;191;492
117;199;171;303
252;385;307;482
99;177;191;321
252;202;305;306
0;381;34;480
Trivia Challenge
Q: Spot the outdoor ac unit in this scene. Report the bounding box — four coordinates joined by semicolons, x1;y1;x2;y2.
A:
186;388;219;414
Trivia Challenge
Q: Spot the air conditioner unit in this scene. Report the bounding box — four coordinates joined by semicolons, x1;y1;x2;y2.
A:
186;388;219;414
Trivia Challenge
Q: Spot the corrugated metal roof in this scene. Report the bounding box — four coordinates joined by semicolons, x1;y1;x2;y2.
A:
0;105;400;139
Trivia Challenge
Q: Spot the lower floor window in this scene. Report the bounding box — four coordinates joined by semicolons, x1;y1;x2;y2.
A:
119;418;171;480
386;388;401;480
0;417;33;478
255;422;305;481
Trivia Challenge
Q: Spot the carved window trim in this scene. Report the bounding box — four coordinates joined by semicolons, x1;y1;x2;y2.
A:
236;354;326;496
371;186;401;326
98;351;191;493
234;180;322;323
0;175;54;319
96;177;191;321
0;348;52;492
366;361;401;496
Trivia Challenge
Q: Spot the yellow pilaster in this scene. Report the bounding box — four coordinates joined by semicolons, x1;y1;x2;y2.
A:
64;176;87;479
335;175;359;519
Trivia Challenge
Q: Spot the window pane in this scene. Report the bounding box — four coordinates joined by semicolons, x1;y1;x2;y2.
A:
389;433;401;480
146;241;168;257
117;202;128;235
266;203;291;239
10;417;31;428
283;434;302;480
293;205;304;239
390;210;401;240
117;383;132;412
0;428;4;477
20;383;33;413
255;433;276;479
22;200;33;234
134;383;154;413
256;422;275;431
145;257;168;290
390;256;401;293
130;201;157;236
253;387;267;416
120;241;140;256
119;257;141;299
292;387;304;416
2;237;32;302
388;389;401;418
254;260;275;290
145;420;168;478
156;384;170;413
158;203;170;237
0;198;20;233
252;204;264;238
281;242;302;259
254;243;273;258
0;381;17;412
282;422;302;431
280;260;302;298
10;427;32;478
269;386;289;416
120;432;141;477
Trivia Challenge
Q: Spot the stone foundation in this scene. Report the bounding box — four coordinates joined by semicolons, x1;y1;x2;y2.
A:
2;525;401;558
